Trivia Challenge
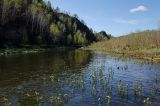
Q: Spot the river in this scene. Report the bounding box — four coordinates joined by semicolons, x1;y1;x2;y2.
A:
0;48;160;106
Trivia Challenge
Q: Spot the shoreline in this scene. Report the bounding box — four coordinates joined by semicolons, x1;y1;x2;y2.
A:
0;48;47;56
82;47;160;63
0;46;79;56
1;46;160;64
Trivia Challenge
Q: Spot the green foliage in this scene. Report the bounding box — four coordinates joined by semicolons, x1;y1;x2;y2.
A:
14;0;22;9
0;0;96;47
45;13;52;22
29;4;38;16
67;34;73;45
1;0;22;24
95;31;112;41
73;30;87;45
37;1;46;9
28;1;53;33
50;23;61;42
1;0;12;22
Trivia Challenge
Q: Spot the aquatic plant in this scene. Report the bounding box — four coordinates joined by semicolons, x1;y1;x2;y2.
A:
133;82;138;96
63;94;69;102
34;91;44;103
126;84;129;96
120;86;125;97
108;67;113;75
82;79;85;91
91;84;96;96
117;80;125;97
25;93;31;97
49;96;55;104
98;97;101;106
91;68;97;83
99;65;104;78
138;81;142;96
2;97;12;106
144;98;151;106
101;81;105;90
49;75;55;82
35;91;40;96
118;80;122;95
56;96;63;106
105;95;111;106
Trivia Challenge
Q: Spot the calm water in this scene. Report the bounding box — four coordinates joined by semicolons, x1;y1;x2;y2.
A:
0;48;160;106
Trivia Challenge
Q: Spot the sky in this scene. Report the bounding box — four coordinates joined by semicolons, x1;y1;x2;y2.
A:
46;0;160;36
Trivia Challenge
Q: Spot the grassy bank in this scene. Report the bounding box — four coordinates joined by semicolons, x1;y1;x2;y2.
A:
86;30;160;63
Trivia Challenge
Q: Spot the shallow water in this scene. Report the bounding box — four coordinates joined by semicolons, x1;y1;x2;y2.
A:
0;48;160;106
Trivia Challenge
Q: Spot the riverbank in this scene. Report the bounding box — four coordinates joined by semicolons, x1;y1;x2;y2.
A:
0;45;80;56
83;30;160;63
0;48;47;56
83;46;160;63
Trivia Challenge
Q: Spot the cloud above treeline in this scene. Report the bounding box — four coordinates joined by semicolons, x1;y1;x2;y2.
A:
129;5;148;13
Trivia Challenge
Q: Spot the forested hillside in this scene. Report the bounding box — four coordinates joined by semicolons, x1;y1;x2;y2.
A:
0;0;96;48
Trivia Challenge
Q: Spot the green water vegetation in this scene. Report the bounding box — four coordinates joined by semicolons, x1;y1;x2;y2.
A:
87;30;160;63
81;79;85;91
0;64;159;106
98;97;101;106
0;0;97;48
105;95;111;106
2;97;12;106
144;98;151;106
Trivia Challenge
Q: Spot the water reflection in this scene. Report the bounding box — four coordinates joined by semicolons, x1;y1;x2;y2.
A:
0;49;160;106
0;48;93;87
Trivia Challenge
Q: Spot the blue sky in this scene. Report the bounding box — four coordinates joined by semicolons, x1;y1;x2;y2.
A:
46;0;160;36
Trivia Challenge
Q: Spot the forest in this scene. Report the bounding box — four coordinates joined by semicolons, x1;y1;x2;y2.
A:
0;0;111;48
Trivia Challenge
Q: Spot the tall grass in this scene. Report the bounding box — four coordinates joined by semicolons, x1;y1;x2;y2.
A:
90;30;160;50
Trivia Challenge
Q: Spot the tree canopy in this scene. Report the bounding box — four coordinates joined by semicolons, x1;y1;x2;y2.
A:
0;0;97;47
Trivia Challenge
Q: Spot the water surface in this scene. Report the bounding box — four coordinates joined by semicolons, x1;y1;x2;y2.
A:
0;48;160;106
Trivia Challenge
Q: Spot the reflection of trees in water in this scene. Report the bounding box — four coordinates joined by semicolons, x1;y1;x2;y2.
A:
0;48;93;87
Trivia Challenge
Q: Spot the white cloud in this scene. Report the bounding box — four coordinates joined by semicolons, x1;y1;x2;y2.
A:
129;5;147;13
113;18;137;25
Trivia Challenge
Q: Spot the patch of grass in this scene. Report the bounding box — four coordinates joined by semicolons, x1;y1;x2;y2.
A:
85;30;160;63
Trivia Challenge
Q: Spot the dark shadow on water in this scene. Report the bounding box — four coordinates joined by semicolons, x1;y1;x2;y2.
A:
0;48;93;87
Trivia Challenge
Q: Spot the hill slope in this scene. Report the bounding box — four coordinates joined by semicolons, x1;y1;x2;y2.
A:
0;0;96;48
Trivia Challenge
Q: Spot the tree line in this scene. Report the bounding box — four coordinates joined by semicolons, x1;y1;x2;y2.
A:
0;0;100;48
